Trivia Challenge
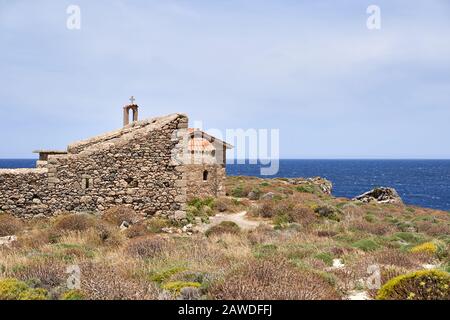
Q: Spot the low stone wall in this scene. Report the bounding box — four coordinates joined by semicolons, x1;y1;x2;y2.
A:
0;169;49;216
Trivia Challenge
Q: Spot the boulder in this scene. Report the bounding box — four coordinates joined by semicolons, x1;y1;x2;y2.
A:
247;190;260;200
353;187;402;204
179;287;201;300
119;221;130;230
260;192;275;200
287;177;333;195
0;235;17;247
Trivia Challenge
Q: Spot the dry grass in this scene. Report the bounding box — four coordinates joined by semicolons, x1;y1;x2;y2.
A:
125;236;168;259
79;262;160;300
0;214;23;237
209;258;341;300
102;206;141;226
0;176;449;300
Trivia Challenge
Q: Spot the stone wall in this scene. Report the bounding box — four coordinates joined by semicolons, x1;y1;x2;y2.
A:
184;164;226;201
0;169;49;216
0;113;189;219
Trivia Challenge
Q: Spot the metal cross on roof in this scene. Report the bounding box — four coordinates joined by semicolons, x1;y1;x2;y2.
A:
129;96;136;105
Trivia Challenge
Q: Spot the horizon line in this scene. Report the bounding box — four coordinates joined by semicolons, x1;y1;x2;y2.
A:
2;158;450;161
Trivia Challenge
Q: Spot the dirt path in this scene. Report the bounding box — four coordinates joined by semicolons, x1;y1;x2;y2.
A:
196;211;264;232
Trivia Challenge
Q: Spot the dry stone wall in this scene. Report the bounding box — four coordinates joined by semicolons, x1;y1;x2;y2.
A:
0;114;189;219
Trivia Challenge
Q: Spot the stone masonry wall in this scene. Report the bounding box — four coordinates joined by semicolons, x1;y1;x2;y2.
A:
185;164;226;201
0;169;49;216
0;114;189;219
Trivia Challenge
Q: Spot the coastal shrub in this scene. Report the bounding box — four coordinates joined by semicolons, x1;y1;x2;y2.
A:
205;221;240;237
393;232;425;245
146;217;170;233
79;262;159;300
125;236;167;259
254;201;277;218
0;278;48;300
371;249;428;269
295;184;315;194
162;281;201;295
52;214;96;233
10;259;65;289
214;198;229;212
61;289;85;300
149;266;186;284
209;258;340;300
289;205;317;227
0;278;29;300
410;242;438;255
18;288;48;300
273;214;291;228
376;270;450;300
125;223;149;239
364;213;376;223
416;220;450;237
253;244;278;258
352;239;381;252
0;214;23;236
102;206;139;226
314;252;334;266
188;198;215;211
231;185;248;198
351;220;392;236
317;230;338;237
314;205;340;221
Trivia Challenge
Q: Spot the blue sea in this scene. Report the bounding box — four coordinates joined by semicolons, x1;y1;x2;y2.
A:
1;159;450;211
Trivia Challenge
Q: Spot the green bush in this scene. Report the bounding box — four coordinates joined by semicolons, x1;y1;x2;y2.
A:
231;185;247;198
188;198;215;211
314;205;340;221
393;232;425;244
205;221;240;237
364;213;376;223
376;270;450;300
352;239;381;252
0;278;48;300
149;266;186;284
253;244;278;258
161;281;201;294
314;252;334;266
18;288;48;300
61;289;85;300
146;217;170;233
295;184;315;194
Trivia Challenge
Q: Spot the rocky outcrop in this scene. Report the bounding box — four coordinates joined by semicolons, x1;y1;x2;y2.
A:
353;187;403;204
287;177;333;195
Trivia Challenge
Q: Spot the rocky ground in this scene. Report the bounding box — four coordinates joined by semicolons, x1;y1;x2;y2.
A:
0;176;449;300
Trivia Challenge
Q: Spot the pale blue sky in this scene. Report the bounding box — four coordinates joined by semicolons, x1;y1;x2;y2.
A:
1;0;449;158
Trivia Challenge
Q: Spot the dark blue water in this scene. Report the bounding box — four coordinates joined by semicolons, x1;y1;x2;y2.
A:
226;160;450;211
1;159;449;211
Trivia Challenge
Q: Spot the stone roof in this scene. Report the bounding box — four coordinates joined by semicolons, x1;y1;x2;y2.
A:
67;113;187;154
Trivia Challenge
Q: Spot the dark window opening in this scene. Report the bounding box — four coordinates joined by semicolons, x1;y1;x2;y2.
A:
203;170;208;181
82;177;93;190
